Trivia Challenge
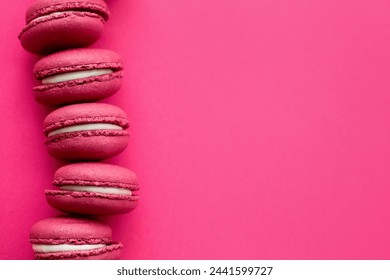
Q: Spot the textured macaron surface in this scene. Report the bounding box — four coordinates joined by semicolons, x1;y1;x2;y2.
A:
25;0;109;24
30;216;122;260
34;244;122;260
46;192;139;215
30;216;112;243
33;48;123;106
34;48;122;80
46;163;139;215
43;103;129;161
53;162;139;190
44;103;129;135
19;0;109;55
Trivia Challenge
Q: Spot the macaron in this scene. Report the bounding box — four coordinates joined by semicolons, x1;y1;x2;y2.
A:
19;0;109;55
33;48;123;106
44;103;129;161
30;216;122;260
46;163;139;215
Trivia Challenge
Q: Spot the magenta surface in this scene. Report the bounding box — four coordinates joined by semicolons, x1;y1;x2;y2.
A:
3;0;390;259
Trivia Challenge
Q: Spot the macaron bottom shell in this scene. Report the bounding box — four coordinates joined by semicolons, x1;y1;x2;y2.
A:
46;190;138;215
34;242;122;260
46;130;129;161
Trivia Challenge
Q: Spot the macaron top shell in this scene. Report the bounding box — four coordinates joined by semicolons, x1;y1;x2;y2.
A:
44;103;129;136
25;0;109;24
34;48;122;80
54;163;139;190
30;216;112;244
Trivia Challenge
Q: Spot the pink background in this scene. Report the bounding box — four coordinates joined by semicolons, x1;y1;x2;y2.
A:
1;0;390;259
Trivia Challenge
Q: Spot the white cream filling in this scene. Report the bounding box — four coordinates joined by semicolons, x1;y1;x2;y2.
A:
33;244;105;253
48;123;122;137
60;185;132;195
42;69;113;84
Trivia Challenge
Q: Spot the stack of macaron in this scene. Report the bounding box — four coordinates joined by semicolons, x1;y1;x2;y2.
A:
19;0;138;260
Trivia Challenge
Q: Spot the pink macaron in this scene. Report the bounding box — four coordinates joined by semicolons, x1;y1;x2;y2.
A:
44;103;129;161
33;48;123;106
46;163;139;215
19;0;109;55
30;216;122;260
